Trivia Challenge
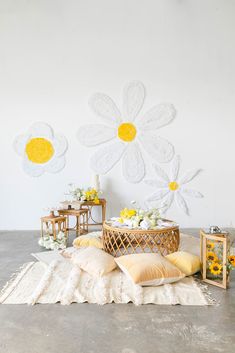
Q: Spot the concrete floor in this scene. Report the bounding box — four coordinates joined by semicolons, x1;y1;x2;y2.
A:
0;230;235;353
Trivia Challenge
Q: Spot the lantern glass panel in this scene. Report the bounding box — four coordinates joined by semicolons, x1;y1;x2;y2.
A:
205;238;224;283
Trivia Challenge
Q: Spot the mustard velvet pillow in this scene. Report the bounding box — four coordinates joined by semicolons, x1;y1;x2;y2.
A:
71;247;116;277
73;232;103;249
115;253;185;286
165;251;200;276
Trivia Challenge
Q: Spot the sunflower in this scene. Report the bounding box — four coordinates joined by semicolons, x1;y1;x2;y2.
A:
207;241;215;250
207;252;218;262
228;255;235;266
209;262;222;276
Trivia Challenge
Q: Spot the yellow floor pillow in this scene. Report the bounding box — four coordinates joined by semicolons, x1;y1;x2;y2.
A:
115;253;185;286
73;231;103;249
166;251;201;276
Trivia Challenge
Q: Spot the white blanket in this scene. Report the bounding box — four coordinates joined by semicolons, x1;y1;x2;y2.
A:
0;258;213;306
0;233;216;306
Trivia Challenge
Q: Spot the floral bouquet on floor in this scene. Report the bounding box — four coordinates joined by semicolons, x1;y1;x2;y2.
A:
38;230;67;250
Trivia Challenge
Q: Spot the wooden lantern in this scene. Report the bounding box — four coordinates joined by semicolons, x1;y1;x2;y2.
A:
200;228;230;289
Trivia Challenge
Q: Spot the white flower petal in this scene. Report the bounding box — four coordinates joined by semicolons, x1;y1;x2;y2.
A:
89;93;122;126
90;141;126;174
147;189;170;202
23;158;44;177
152;164;170;182
139;133;174;163
77;124;116;147
179;169;202;185
170;155;181;181
28;122;54;138
13;134;30;156
122;143;145;183
144;179;168;188
46;156;66;173
181;188;204;198
123;81;145;121
160;192;174;212
175;192;189;215
137;103;176;130
53;135;68;156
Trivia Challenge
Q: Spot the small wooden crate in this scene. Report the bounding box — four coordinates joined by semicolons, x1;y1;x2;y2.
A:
102;220;180;257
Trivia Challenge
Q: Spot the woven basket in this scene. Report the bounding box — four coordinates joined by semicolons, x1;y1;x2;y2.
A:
102;220;180;257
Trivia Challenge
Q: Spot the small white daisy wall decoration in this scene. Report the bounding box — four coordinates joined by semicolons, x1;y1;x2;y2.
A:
145;155;203;215
14;122;68;177
77;81;176;183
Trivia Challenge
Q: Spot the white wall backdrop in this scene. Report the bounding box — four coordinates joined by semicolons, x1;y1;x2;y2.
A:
0;0;235;229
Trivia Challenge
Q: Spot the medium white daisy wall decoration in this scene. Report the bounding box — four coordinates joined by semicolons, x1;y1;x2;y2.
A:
77;81;176;183
145;155;203;215
14;122;68;177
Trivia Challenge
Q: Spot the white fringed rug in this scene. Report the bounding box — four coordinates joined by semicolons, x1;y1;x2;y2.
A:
0;259;215;306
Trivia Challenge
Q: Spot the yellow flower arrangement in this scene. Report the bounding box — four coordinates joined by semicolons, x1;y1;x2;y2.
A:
84;188;100;204
120;208;137;219
209;262;222;276
207;251;218;262
206;241;215;250
228;255;235;266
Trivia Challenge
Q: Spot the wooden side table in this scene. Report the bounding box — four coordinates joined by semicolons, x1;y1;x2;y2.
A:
58;209;89;236
80;198;106;228
41;215;67;241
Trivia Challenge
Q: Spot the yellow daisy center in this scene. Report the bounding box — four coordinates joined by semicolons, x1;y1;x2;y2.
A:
25;137;54;164
118;123;137;142
168;181;179;191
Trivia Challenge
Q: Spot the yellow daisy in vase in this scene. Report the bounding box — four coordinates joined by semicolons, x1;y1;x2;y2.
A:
209;262;222;276
228;255;235;266
207;252;218;263
207;241;215;250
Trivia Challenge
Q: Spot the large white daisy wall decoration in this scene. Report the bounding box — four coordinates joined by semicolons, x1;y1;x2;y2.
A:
145;155;203;215
77;81;176;183
14;122;68;177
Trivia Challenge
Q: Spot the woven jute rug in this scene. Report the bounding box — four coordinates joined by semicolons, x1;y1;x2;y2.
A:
0;257;216;306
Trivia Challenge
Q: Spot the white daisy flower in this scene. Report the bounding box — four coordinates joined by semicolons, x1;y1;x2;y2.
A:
14;122;68;177
145;155;203;215
77;81;176;183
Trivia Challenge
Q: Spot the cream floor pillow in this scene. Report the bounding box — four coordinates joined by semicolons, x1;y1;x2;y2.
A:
71;246;116;277
166;251;201;276
115;253;185;286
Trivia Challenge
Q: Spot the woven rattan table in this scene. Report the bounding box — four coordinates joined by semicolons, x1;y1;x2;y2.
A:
102;220;180;257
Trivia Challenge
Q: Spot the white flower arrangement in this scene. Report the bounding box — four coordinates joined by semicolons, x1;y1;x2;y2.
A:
67;184;100;204
111;205;160;230
111;201;177;230
38;231;67;250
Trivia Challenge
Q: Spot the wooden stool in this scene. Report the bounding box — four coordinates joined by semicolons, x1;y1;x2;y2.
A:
41;215;67;241
58;209;89;236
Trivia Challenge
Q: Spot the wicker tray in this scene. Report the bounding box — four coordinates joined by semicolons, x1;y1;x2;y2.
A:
102;220;180;257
